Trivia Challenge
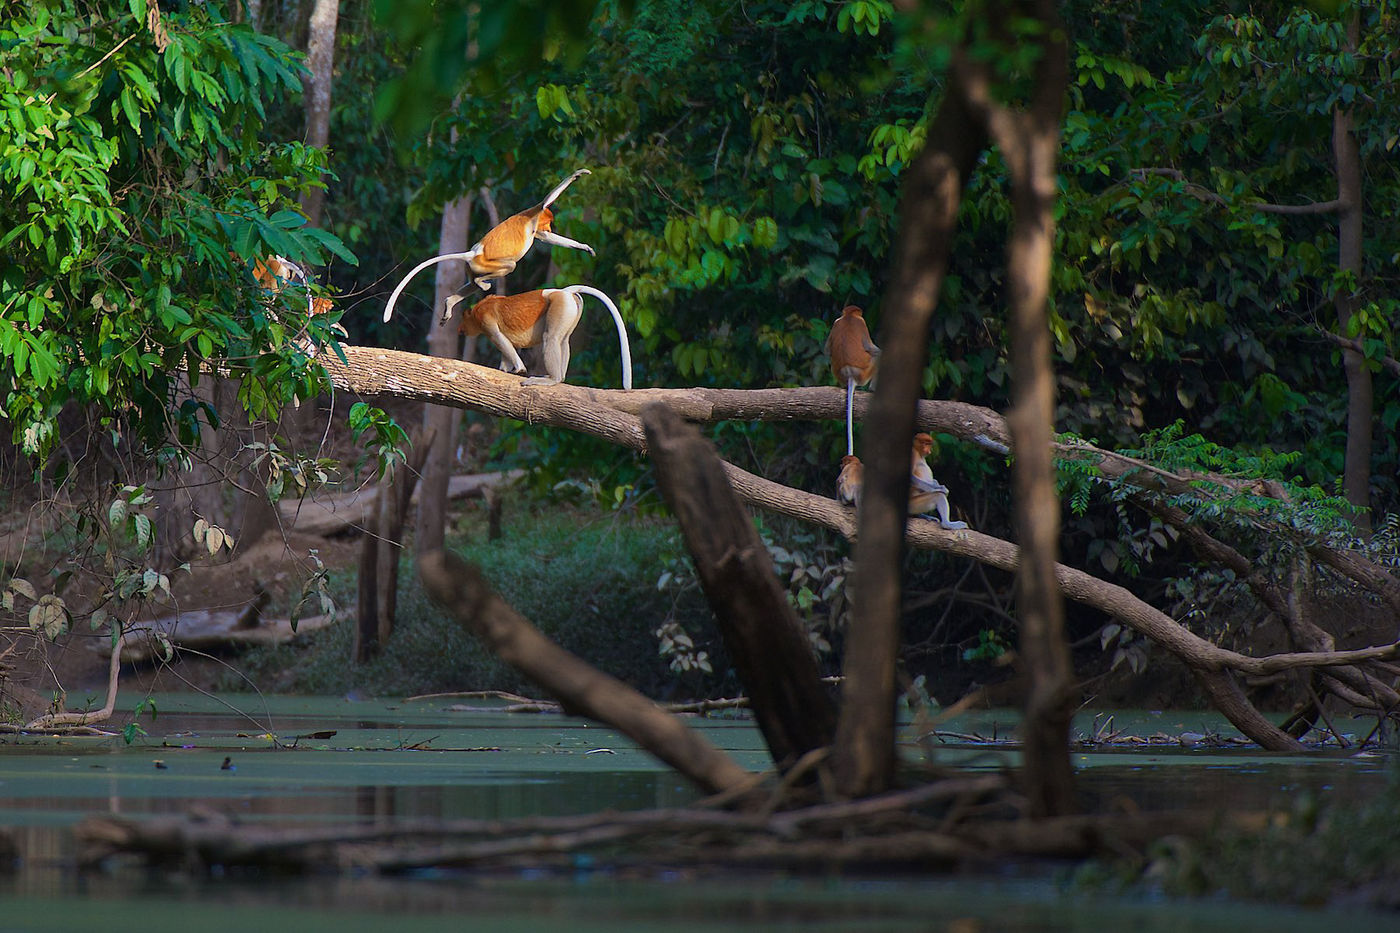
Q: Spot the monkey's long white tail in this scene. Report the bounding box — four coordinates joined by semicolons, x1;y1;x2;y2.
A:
563;285;633;390
845;378;856;456
381;250;479;323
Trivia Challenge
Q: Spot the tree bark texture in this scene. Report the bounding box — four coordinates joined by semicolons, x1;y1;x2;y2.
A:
830;69;990;800
959;0;1077;817
297;0;338;229
417;550;753;796
641;403;837;772
416;191;473;556
1331;15;1371;522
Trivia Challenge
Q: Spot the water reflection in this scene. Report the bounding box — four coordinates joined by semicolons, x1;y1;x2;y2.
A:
0;694;1395;931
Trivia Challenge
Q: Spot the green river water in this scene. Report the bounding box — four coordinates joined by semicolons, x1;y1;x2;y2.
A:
0;693;1393;931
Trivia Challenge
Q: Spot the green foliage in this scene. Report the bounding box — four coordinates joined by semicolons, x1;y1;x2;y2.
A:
347;401;409;481
233;491;710;697
0;1;355;457
961;628;1009;663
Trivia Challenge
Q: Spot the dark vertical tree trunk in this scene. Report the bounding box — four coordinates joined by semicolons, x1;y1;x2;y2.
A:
975;1;1076;817
1333;11;1370;525
831;76;988;799
354;432;433;662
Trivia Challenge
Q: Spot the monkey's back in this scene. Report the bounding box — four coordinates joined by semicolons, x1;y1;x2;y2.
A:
460;292;551;346
475;210;545;262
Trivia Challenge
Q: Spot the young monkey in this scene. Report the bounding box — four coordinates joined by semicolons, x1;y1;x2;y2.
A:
459;285;633;390
836;454;864;506
909;433;968;530
382;169;594;324
825;305;880;456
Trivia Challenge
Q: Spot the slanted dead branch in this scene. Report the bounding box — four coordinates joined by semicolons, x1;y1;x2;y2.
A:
417;550;754;797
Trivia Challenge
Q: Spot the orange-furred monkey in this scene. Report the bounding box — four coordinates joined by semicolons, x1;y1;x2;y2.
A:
836;454;863;506
825;305;880;456
252;255;334;317
459;285;632;389
382;169;594;324
909;433;968;529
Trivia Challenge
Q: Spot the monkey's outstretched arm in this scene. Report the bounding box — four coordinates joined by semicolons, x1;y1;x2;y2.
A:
534;229;595;255
536;168;591;210
382;248;481;323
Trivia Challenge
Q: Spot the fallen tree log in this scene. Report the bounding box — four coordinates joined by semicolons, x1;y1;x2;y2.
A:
279;471;520;537
316;346;1397;750
643;403;837;772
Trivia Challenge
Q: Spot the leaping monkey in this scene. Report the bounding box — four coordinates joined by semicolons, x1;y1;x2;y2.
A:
382;169;595;324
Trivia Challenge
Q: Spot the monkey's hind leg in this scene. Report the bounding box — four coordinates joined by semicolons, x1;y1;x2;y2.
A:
932;491;968;530
483;324;529;375
442;280;487;322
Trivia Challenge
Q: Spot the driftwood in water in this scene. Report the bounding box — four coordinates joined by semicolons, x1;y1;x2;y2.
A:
416;550;754;797
642;403;836;772
74;772;1219;875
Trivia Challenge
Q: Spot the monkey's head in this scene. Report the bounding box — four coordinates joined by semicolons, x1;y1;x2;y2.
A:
913;433;934;457
534;206;556;233
840;305;864;318
840;454;862;469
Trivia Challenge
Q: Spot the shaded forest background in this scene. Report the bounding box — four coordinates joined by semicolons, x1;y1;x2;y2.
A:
0;0;1397;722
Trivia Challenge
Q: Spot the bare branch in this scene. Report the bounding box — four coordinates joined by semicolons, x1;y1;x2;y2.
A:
1130;167;1346;214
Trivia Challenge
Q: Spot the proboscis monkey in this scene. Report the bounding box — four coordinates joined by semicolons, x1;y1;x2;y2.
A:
836;454;863;506
825;305;880;456
909;433;968;530
251;255;334;317
382;169;595;324
459;285;633;390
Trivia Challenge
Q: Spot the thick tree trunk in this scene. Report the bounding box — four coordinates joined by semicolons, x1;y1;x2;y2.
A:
830;73;988;799
1332;28;1371;524
969;0;1077;816
416;193;473;555
641;403;836;772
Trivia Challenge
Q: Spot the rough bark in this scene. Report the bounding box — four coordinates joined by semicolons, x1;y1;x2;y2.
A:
830;67;990;800
642;403;836;772
297;0;338;229
415;186;473;556
417;550;753;796
959;0;1076;816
